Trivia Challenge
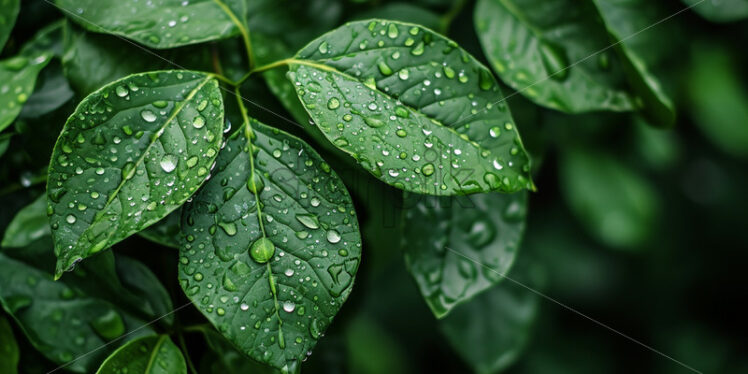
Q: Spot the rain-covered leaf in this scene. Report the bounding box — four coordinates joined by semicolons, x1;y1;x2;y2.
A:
96;335;186;374
687;44;748;159
440;258;541;374
0;315;20;374
475;0;672;126
179;117;361;372
402;192;527;317
0;53;52;132
0;0;19;51
138;208;182;248
683;0;748;23
1;194;50;248
559;148;658;248
47;70;224;278
352;3;443;31
288;20;533;195
0;240;163;373
54;0;244;49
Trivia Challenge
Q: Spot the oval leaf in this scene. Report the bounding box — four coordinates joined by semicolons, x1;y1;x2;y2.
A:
46;70;224;278
179;118;361;372
96;335;186;374
288;19;533;195
403;192;527;318
560;148;658;248
0;53;52;132
55;0;243;49
0;240;162;373
1;194;51;248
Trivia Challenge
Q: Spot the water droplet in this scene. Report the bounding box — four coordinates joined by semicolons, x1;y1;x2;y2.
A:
296;214;319;229
327;97;340;110
66;214;76;224
160;154;177;173
326;230;341;244
115;86;128;97
282;301;296;313
192;116;205;128
422;163;435;176
140;110;157;122
249;238;275;264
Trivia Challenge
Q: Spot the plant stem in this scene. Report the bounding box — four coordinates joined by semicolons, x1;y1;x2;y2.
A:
177;331;199;374
211;0;255;68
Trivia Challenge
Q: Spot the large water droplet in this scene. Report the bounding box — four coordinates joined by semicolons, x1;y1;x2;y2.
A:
160;154;177;173
249;238;275;264
140;110;157;122
326;229;341;244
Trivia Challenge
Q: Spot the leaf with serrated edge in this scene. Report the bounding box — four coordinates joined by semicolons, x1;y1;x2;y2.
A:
1;194;51;248
287;19;533;196
403;192;527;318
179;117;361;373
96;335;186;374
47;70;224;278
54;0;244;49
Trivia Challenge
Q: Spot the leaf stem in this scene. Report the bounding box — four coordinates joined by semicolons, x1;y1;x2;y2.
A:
0;173;47;197
177;331;199;374
212;0;255;68
236;58;339;86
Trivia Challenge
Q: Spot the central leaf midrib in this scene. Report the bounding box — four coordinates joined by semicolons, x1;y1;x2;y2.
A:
70;76;212;259
143;335;166;373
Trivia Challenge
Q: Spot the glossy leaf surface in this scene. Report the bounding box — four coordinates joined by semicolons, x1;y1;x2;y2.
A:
55;0;242;49
0;0;19;50
179;118;361;372
0;54;52;132
47;70;223;278
289;20;533;195
1;194;50;248
96;335;186;374
403;192;527;318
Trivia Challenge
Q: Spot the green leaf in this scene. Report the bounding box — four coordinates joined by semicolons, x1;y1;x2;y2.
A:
179;117;361;372
475;0;672;126
200;328;278;374
19;61;74;120
46;70;224;278
440;259;541;374
684;0;748;23
559;148;658;248
0;53;52;132
0;0;20;51
247;0;343;51
96;335;186;374
138;208;182;248
352;3;443;31
1;194;51;248
55;0;244;49
402;191;527;318
687;44;748;159
0;315;20;374
591;0;675;127
0;132;9;157
0;240;161;373
288;19;533;195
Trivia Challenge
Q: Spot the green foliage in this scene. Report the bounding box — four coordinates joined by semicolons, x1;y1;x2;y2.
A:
1;0;745;372
96;335;186;374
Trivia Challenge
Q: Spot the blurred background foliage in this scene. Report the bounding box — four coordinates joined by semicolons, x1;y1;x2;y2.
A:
1;0;748;373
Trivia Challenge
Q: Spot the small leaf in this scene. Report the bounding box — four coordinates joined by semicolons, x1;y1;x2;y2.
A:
0;315;20;374
96;335;186;374
1;194;51;248
46;70;224;278
0;240;162;373
55;0;244;49
683;0;748;23
138;208;182;248
288;20;533;195
475;0;673;126
402;192;527;317
0;0;20;51
559;148;658;248
440;258;541;374
179;118;361;372
0;53;52;132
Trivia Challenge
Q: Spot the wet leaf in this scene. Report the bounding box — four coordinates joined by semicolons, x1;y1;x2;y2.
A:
475;0;672;126
96;335;186;374
0;0;19;51
0;239;163;373
289;20;533;195
55;0;244;49
0;53;52;132
46;70;224;278
559;148;658;249
402;192;527;318
179;117;361;372
1;194;51;248
352;3;443;31
0;315;19;374
440;258;541;374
